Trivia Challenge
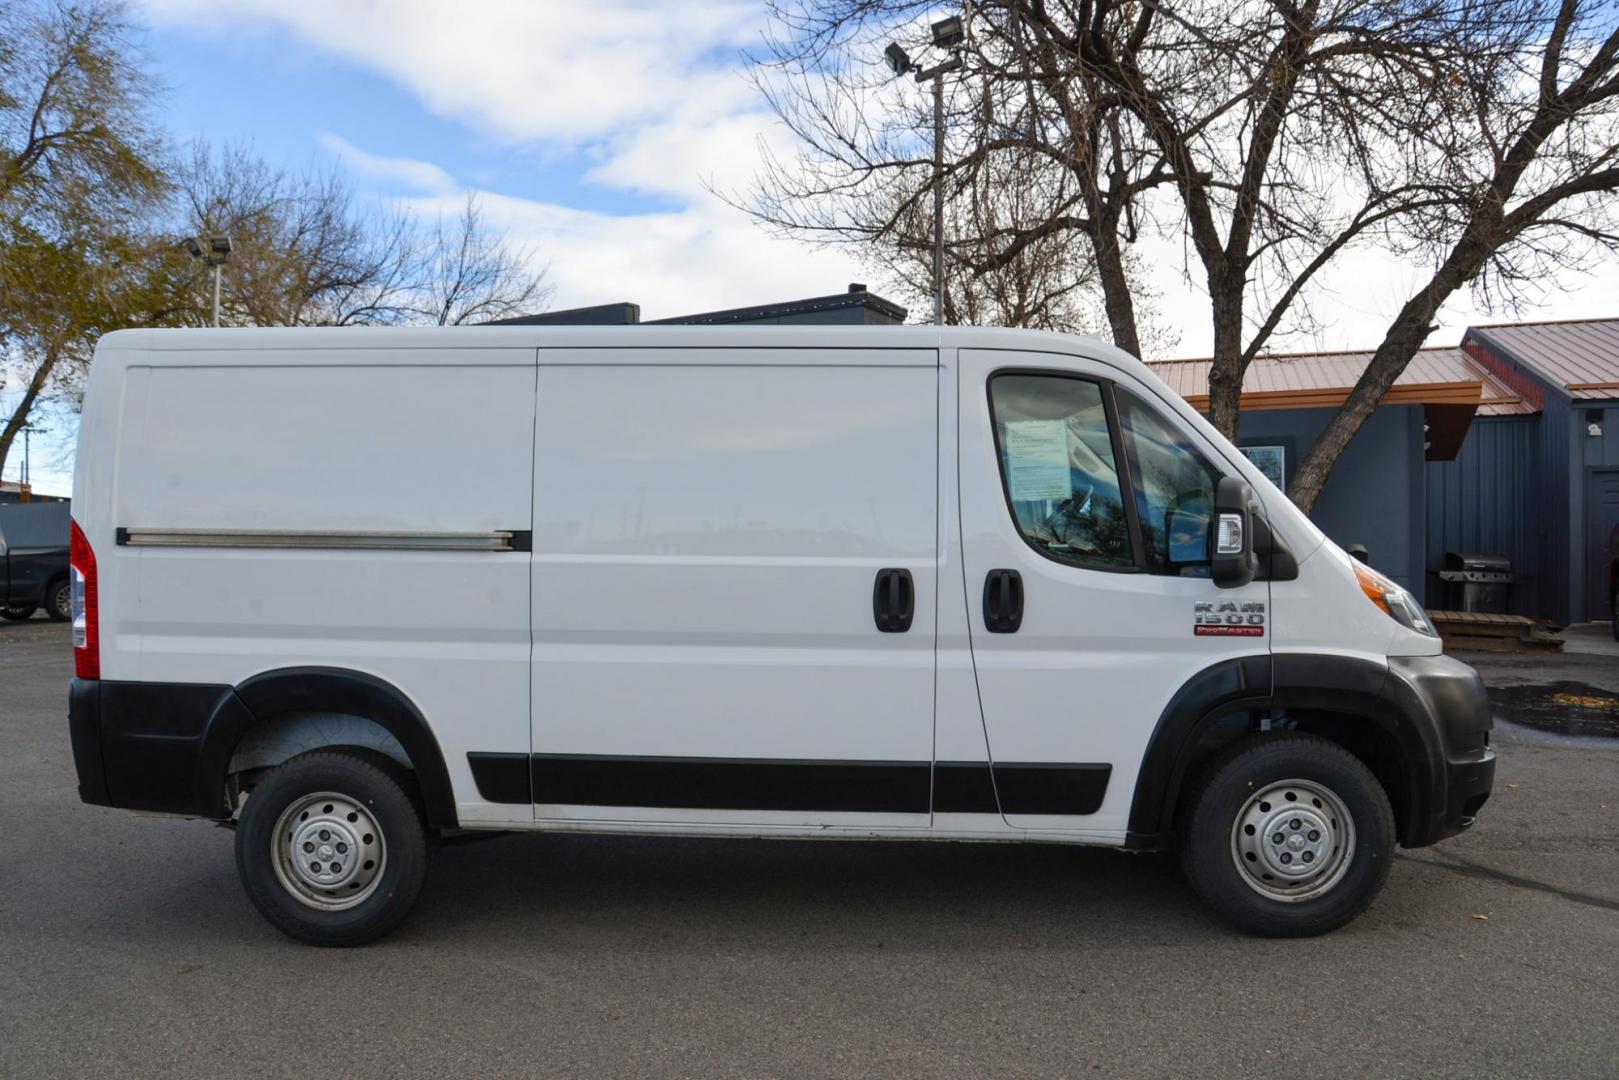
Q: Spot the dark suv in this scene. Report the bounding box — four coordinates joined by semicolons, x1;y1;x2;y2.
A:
0;502;71;622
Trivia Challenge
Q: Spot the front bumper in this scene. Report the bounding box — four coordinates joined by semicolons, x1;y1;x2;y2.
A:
1386;655;1497;846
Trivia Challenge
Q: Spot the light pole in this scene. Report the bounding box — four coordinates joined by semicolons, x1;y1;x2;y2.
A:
184;235;233;327
887;14;965;327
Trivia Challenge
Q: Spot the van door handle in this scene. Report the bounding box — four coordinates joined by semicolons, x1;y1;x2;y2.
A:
873;568;915;632
983;569;1023;633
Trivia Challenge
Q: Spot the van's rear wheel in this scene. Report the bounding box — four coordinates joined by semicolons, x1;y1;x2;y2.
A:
1180;735;1394;937
235;750;429;946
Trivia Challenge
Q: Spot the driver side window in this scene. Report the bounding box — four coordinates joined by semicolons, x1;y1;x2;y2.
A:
988;374;1134;571
1116;388;1222;576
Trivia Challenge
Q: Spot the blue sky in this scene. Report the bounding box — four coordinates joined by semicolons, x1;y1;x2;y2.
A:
8;0;1619;495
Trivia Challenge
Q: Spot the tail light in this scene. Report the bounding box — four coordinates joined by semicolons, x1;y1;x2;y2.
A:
70;519;99;679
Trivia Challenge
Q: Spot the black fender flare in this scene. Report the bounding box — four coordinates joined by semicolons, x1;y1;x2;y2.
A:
1126;655;1271;847
196;667;459;829
1126;653;1446;848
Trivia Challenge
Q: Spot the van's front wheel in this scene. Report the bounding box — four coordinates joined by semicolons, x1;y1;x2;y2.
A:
235;750;429;946
1180;735;1395;937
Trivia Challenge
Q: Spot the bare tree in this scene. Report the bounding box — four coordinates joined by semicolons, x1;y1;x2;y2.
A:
1289;0;1619;509
748;0;1619;511
173;142;420;327
743;2;1175;348
0;0;166;482
412;195;551;326
175;146;551;330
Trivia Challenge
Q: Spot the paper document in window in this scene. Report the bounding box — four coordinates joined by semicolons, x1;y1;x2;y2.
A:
1004;420;1072;501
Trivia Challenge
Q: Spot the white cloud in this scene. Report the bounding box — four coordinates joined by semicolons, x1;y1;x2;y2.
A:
141;0;871;319
317;132;458;195
141;0;760;144
397;188;865;321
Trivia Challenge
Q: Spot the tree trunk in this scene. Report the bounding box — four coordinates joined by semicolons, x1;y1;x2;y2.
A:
1204;278;1247;438
1288;254;1481;513
0;346;58;486
1092;212;1142;357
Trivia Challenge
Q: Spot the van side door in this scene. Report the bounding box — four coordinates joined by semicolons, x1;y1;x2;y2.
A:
957;349;1271;839
523;347;939;829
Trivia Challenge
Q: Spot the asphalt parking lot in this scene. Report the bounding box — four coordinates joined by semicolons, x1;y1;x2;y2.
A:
3;619;1617;1078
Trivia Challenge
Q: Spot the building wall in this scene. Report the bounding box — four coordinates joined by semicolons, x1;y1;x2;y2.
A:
1543;395;1576;623
1425;416;1541;616
1237;404;1426;592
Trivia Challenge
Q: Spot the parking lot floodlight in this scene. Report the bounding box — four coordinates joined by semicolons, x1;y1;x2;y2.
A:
181;234;233;327
885;41;913;77
931;15;965;48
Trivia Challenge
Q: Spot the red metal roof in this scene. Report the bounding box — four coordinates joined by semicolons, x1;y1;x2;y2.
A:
1464;318;1619;400
1147;346;1532;416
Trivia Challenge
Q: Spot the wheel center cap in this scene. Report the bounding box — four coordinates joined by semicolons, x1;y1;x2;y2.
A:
1287;833;1307;851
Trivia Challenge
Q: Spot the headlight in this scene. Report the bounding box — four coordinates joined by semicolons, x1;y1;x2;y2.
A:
1354;562;1437;637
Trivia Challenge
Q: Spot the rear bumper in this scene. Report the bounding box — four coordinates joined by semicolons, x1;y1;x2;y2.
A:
67;678;235;818
1386;655;1497;846
68;679;111;807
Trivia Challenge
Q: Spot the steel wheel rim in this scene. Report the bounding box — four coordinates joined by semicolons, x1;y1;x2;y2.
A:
1230;778;1356;902
271;792;386;911
54;586;70;619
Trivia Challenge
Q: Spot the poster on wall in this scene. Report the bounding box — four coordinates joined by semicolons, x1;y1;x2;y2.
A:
1241;445;1286;490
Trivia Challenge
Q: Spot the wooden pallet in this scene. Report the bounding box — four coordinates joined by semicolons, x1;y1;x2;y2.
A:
1428;610;1564;653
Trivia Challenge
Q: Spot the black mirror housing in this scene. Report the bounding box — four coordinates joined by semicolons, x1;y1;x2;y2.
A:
1211;475;1258;589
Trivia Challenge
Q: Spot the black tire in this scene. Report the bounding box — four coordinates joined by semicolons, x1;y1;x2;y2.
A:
1610;585;1617;643
44;578;71;622
1179;734;1395;938
235;749;430;946
1;605;36;622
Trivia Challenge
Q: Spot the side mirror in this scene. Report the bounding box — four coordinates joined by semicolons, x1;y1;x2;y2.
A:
1211;476;1257;589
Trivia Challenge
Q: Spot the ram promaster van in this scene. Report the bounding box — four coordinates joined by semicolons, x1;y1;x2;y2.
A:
66;326;1495;945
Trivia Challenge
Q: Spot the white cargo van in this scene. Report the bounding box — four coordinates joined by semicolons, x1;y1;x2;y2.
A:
67;326;1495;944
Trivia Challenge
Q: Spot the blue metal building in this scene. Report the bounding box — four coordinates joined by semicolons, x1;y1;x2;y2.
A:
1431;319;1619;624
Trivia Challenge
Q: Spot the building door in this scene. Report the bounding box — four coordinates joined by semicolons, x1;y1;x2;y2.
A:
527;348;939;829
1587;468;1619;621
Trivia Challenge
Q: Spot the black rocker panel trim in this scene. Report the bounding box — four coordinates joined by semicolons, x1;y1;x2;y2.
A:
530;755;932;813
932;761;998;813
470;755;1112;817
993;763;1112;816
467;752;532;804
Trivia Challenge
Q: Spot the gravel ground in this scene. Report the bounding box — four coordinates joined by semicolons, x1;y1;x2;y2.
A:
3;619;1616;1078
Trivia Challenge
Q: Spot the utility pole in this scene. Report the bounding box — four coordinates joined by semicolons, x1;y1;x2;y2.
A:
886;15;966;327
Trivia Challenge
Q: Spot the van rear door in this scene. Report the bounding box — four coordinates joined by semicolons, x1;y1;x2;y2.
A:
525;348;939;829
957;349;1271;837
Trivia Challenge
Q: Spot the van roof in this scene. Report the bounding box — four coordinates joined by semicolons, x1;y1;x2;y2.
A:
95;323;1114;359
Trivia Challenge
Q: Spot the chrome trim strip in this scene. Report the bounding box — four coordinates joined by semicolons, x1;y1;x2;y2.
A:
117;528;519;552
